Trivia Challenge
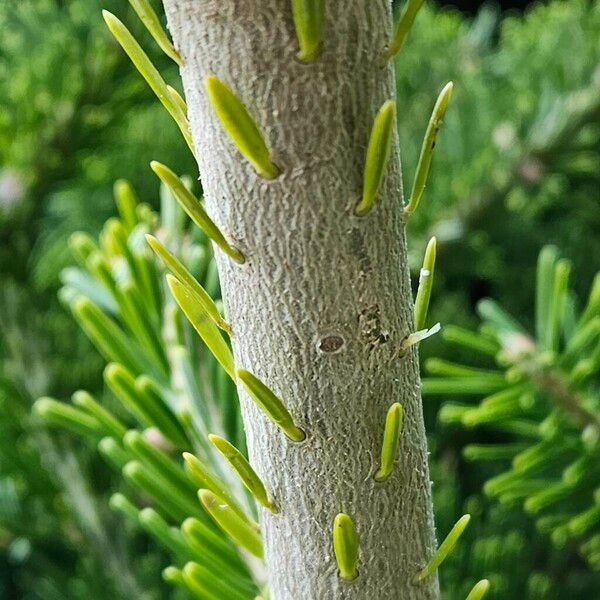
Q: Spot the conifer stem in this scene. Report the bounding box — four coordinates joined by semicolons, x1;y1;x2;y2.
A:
163;2;439;598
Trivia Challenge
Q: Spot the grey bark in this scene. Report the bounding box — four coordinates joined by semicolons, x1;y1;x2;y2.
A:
163;1;439;598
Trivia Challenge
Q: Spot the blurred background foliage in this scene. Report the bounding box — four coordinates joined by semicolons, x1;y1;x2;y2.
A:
0;0;598;597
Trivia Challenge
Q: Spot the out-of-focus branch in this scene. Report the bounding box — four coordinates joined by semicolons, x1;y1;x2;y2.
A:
431;74;600;252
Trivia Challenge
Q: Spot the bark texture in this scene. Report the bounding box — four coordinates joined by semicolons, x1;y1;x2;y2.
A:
163;1;439;598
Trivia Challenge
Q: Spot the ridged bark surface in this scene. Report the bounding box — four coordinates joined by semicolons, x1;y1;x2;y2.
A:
163;1;439;598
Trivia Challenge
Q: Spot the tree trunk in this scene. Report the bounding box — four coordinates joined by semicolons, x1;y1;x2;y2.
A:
163;1;439;598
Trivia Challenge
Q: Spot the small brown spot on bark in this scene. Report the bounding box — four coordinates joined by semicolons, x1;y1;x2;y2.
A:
318;335;345;354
